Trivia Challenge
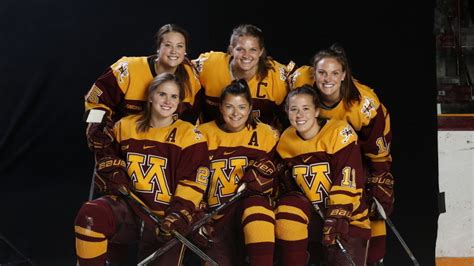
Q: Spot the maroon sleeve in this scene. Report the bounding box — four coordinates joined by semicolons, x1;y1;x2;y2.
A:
358;104;392;175
327;141;366;215
85;67;125;122
169;141;210;214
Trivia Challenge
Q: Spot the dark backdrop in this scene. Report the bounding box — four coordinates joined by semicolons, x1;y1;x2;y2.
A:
0;0;438;265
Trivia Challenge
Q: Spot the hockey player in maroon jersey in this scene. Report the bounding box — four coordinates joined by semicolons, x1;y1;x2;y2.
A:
74;73;210;265
275;86;370;265
197;79;280;265
289;44;394;265
85;24;203;152
193;24;293;130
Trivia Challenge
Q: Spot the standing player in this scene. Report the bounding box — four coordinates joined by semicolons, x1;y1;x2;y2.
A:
74;73;210;265
275;86;371;266
197;79;279;265
193;24;293;130
289;44;394;265
85;24;202;152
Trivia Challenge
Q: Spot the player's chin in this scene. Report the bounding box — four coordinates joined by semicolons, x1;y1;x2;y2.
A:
165;59;183;68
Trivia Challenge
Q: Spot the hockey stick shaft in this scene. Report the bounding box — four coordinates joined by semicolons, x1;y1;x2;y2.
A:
311;202;356;266
88;167;96;201
372;198;419;266
138;184;247;266
117;187;217;266
385;217;419;266
0;234;35;265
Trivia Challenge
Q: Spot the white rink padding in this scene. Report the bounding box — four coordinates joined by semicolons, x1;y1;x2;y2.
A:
436;130;474;257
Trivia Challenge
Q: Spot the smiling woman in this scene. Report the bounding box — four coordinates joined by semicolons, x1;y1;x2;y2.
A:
84;24;203;154
192;24;293;130
289;44;394;264
275;85;370;266
75;73;210;265
197;79;280;265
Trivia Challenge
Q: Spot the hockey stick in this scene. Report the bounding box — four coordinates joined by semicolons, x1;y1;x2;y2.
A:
138;183;247;266
0;233;35;265
308;200;356;266
373;198;420;266
116;187;218;266
88;167;96;201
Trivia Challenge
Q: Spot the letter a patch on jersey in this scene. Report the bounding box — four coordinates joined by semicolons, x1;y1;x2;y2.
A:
248;131;259;146
166;128;177;143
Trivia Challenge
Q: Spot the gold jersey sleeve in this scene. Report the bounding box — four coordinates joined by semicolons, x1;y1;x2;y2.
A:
319;80;392;170
319;80;381;131
192;51;232;97
85;56;153;117
288;65;314;90
110;56;153;98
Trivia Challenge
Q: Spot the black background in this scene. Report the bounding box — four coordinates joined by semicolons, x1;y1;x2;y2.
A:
0;0;438;265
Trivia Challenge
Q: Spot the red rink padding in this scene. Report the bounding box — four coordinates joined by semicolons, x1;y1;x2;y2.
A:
437;114;474;131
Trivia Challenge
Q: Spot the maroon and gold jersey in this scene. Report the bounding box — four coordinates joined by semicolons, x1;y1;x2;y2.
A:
277;119;370;238
112;115;210;216
84;55;202;123
193;51;290;126
198;121;279;208
289;65;392;174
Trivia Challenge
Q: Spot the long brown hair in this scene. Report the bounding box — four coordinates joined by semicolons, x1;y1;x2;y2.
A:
312;43;361;110
136;73;184;133
155;24;192;100
228;24;272;81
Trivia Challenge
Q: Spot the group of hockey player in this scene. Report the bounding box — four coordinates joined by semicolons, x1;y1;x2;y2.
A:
74;23;394;266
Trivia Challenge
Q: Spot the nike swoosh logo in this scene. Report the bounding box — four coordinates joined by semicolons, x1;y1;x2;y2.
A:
223;151;236;155
143;145;155;149
302;156;312;163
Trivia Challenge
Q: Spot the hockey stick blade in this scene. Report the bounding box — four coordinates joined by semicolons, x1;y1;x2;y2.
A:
117;187;218;266
373;198;420;266
138;183;247;265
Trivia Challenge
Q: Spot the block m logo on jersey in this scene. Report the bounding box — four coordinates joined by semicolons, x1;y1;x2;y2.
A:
293;162;332;204
208;156;248;207
127;153;172;204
